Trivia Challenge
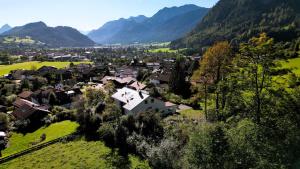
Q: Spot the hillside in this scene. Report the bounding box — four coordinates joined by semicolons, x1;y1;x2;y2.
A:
88;5;210;44
88;16;149;44
171;0;300;48
1;22;95;47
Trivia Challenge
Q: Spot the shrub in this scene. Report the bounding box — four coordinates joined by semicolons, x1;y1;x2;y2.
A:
52;106;76;122
0;113;9;131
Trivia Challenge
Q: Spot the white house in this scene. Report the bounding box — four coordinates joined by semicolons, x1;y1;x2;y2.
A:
112;87;174;115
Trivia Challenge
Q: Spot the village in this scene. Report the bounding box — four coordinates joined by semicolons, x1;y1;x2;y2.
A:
0;47;201;156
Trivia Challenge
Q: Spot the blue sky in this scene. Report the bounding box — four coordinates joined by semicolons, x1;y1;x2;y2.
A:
0;0;218;31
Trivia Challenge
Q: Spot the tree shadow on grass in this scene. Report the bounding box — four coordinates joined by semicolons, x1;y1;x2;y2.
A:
104;149;131;169
15;121;45;135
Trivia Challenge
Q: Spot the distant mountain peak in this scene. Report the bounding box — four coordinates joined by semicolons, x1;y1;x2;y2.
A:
1;21;95;47
2;24;11;28
129;15;148;23
0;24;12;34
24;21;47;28
88;4;210;44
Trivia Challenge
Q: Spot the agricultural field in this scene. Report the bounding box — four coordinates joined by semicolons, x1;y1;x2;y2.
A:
148;47;180;53
2;121;78;157
0;140;150;169
0;61;91;76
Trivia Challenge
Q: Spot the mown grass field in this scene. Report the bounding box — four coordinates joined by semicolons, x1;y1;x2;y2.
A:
2;121;78;157
0;140;150;169
0;61;91;76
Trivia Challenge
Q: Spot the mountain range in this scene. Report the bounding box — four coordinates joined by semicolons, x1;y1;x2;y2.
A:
1;22;95;47
171;0;300;48
88;4;210;44
0;24;12;34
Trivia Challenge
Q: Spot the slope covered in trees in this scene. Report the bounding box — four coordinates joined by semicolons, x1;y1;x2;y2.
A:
171;0;300;49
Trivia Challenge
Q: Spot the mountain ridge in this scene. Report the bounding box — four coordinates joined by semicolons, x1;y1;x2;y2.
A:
1;22;95;47
88;4;210;44
171;0;300;48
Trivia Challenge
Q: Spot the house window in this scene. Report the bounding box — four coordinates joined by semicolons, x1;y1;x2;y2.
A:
145;100;148;104
151;99;154;103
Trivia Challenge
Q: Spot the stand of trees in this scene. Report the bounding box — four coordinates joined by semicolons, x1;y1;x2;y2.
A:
185;33;300;169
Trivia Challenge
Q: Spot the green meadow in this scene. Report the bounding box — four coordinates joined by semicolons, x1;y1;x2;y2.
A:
0;140;150;169
2;121;78;157
148;47;181;53
0;61;91;76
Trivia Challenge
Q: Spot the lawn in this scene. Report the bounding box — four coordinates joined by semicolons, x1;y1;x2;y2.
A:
0;140;150;169
2;120;78;157
0;61;91;76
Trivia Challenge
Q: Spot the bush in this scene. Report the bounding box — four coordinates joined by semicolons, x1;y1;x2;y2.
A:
40;133;46;141
147;138;182;169
0;113;9;131
52;106;76;122
14;119;31;131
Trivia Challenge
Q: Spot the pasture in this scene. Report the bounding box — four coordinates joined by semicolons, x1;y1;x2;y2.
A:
0;61;91;76
2;121;78;157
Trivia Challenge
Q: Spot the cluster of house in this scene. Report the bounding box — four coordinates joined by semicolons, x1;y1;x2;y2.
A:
1;57;197;124
11;86;82;121
46;53;88;61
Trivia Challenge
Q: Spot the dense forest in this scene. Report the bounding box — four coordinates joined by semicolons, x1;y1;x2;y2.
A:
171;0;300;49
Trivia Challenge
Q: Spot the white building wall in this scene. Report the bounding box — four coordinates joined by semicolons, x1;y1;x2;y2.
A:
129;97;166;114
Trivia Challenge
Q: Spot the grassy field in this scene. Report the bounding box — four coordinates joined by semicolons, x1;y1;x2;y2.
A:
2;121;78;157
148;47;180;53
0;61;91;76
0;140;150;169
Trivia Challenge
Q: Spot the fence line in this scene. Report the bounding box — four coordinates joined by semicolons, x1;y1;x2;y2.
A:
0;133;78;164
